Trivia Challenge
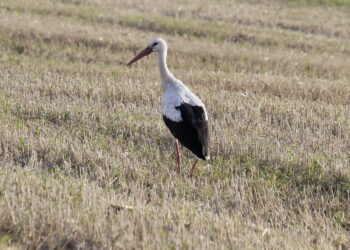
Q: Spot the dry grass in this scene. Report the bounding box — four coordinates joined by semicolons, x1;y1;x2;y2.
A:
0;0;349;249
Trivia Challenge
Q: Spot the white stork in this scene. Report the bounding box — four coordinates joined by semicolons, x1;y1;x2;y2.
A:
127;38;209;177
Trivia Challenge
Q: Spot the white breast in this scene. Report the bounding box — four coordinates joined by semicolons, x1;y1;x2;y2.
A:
161;81;207;122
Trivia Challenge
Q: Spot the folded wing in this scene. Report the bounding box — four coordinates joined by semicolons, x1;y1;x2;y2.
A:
163;103;209;160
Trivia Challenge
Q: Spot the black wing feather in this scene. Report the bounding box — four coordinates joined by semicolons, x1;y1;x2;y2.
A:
163;103;209;160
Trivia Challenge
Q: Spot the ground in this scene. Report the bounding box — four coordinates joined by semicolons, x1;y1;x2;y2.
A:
0;0;349;249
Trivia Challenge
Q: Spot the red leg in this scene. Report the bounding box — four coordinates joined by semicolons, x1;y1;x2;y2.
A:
174;140;181;174
190;160;199;178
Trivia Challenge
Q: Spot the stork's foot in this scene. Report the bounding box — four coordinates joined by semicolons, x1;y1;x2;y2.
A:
174;140;181;174
189;160;199;178
173;163;181;175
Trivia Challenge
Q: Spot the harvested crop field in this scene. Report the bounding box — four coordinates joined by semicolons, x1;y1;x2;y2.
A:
0;0;349;249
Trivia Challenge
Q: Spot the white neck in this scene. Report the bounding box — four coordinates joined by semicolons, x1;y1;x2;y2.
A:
156;48;174;89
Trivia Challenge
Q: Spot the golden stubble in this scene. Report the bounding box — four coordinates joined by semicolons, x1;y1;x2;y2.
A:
0;0;349;249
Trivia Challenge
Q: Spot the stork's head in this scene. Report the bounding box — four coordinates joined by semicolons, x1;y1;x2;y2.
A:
148;38;167;53
127;38;167;65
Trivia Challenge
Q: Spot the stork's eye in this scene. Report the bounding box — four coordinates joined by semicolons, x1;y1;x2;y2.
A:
153;42;158;47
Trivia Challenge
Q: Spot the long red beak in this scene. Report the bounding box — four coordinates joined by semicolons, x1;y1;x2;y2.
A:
127;47;153;65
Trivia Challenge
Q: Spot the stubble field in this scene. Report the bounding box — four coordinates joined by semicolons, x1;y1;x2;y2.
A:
0;0;349;249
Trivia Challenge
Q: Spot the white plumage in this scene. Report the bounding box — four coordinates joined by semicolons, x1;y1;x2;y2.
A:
162;82;208;122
